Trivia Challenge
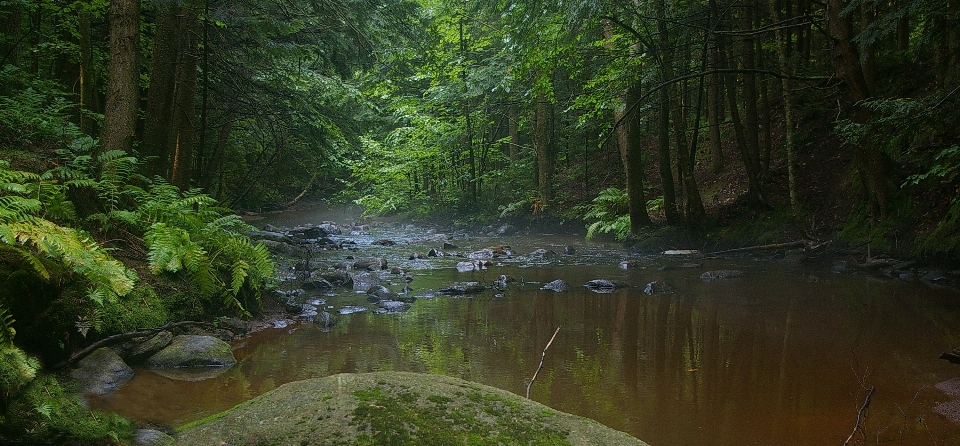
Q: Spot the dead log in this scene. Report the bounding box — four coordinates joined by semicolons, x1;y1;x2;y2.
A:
709;240;811;255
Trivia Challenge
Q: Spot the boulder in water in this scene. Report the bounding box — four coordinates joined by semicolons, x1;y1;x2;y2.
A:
146;335;236;369
70;347;134;396
175;372;649;446
438;282;485;295
541;279;569;292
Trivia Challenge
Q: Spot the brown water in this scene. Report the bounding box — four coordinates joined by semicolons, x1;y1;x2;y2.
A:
91;210;960;445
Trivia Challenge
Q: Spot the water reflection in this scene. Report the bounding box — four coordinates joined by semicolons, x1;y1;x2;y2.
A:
93;208;960;444
94;259;960;446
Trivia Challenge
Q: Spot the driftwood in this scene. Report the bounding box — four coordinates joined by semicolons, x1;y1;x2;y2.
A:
843;386;875;446
709;239;812;255
53;320;221;371
526;326;560;399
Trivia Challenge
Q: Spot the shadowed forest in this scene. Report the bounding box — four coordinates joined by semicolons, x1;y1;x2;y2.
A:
1;0;959;443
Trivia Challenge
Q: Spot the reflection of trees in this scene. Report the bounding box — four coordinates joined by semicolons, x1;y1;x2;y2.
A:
99;268;960;445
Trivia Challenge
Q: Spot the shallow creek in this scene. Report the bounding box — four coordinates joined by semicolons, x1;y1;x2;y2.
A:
92;207;960;445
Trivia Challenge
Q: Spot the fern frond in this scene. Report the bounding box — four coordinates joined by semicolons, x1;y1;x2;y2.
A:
0;306;16;348
229;259;249;295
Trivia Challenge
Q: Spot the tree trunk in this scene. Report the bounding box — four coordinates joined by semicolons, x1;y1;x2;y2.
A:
169;5;200;190
99;0;140;156
533;90;553;206
656;0;681;225
142;0;181;178
825;0;891;218
77;4;100;136
741;4;764;180
0;3;23;72
620;82;653;231
719;36;766;206
769;0;800;212
508;104;520;161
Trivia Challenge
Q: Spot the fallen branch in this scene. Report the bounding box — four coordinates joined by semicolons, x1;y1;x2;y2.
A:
52;320;221;371
843;386;876;446
526;326;560;399
709;240;811;255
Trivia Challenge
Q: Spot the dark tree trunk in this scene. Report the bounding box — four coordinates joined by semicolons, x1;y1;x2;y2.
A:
825;0;891;218
533;90;553;205
142;0;180;178
619;83;653;231
77;5;100;136
99;0;140;156
169;5;200;190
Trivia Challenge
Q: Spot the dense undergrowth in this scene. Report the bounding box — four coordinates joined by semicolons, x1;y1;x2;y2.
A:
0;80;275;444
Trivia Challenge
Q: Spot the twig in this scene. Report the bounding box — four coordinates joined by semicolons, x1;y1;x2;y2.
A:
843;386;875;446
526;326;560;399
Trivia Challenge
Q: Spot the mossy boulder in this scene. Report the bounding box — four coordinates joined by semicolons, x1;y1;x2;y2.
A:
176;371;647;445
69;347;134;396
146;335;236;369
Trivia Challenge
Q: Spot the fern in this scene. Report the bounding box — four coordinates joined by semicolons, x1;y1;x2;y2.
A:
0;306;16;348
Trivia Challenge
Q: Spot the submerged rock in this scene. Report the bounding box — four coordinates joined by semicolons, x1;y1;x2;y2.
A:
366;284;400;302
353;257;388;271
699;270;745;280
133;429;175;446
583;279;629;293
541;279;569;292
146;335;236;369
438;282;486;295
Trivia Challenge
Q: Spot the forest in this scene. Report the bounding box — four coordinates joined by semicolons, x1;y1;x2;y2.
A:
1;0;959;443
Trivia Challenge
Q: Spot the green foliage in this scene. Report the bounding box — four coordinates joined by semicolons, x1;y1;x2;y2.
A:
0;160;137;305
581;188;631;240
140;184;274;317
0;67;86;150
2;373;134;444
0;347;39;410
0;308;15;349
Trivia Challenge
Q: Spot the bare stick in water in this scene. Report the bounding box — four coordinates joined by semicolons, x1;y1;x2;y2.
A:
843;386;875;446
526;326;561;399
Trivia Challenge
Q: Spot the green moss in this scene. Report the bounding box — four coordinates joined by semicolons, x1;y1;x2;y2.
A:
174;401;245;433
349;382;572;446
97;283;169;334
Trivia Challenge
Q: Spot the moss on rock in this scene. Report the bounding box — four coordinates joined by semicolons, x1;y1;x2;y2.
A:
176;371;647;446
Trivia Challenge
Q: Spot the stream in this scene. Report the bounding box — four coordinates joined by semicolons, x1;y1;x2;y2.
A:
92;205;960;445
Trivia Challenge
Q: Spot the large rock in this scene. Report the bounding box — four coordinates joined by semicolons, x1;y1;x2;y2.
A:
133;429;174;446
126;330;174;363
176;372;648;446
438;282;485;295
353;257;388;271
70;347;134;396
146;335;236;369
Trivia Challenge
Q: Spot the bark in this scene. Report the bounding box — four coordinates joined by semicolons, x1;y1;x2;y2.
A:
719;36;766;206
707;0;724;174
741;5;764;179
508;104;520;161
621;83;653;230
142;0;180;178
769;0;800;212
825;0;891;218
656;0;681;225
169;5;200;189
99;0;140;156
77;4;100;136
0;3;23;70
603;23;651;231
145;0;201;187
201;115;234;192
533;90;553;205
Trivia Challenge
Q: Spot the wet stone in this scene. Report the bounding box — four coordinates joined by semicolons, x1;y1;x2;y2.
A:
700;270;745;280
541;279;569;292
